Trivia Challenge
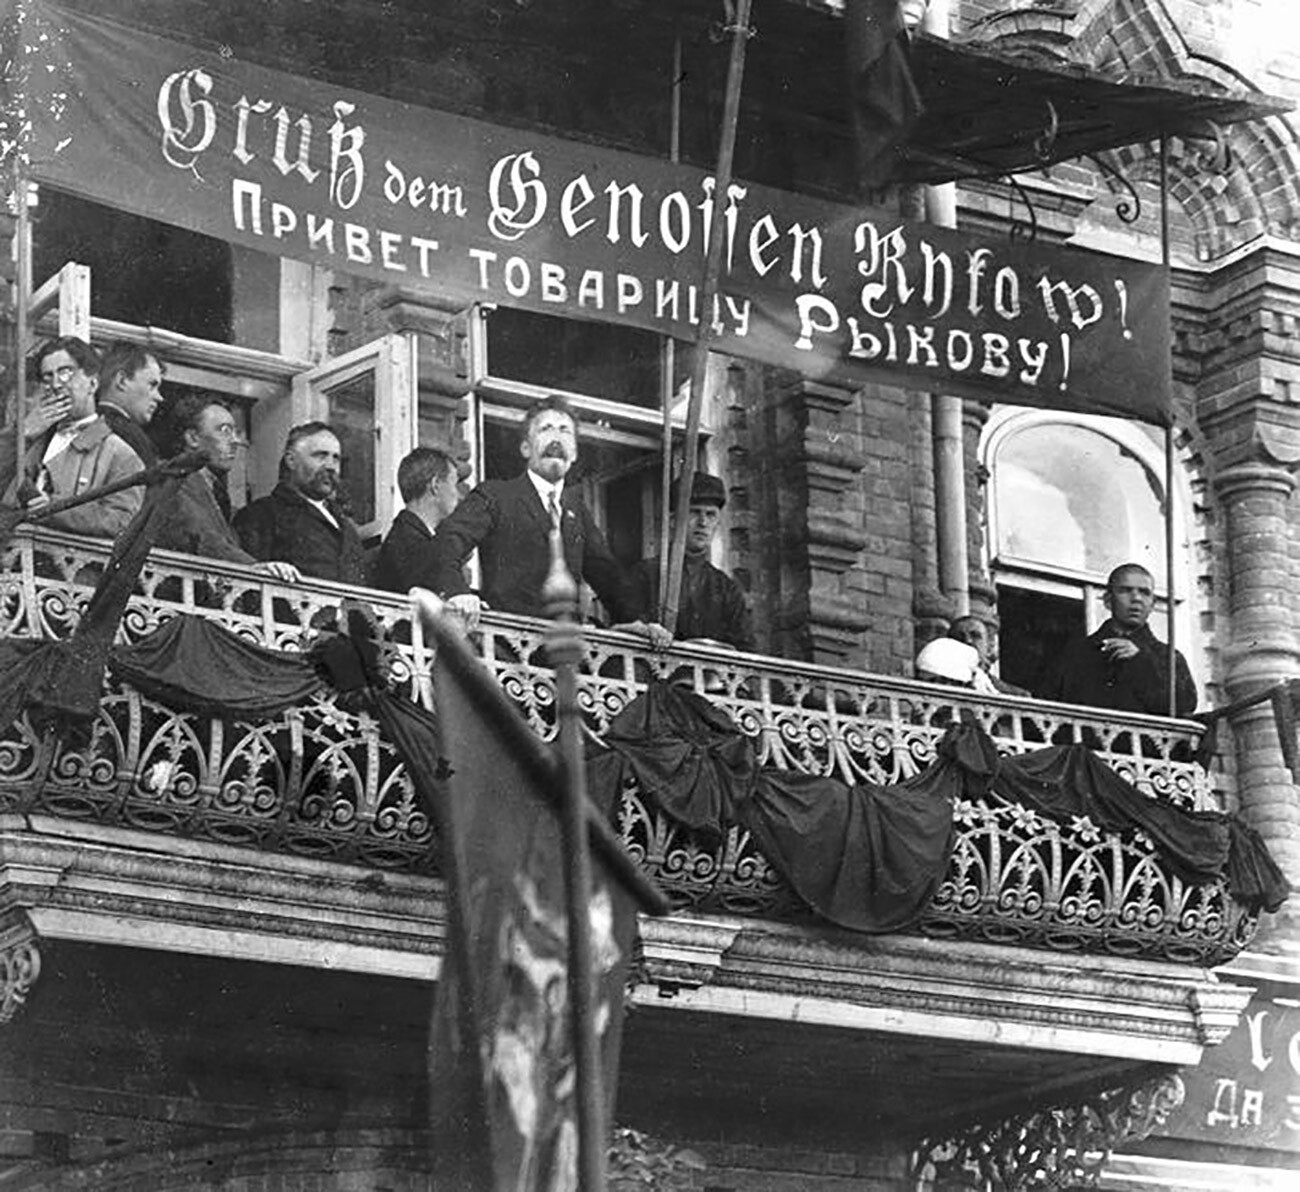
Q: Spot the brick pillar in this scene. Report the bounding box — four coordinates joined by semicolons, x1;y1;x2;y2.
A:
1212;458;1300;951
771;377;870;667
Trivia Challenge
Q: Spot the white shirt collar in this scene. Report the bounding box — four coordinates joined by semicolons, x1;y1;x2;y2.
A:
526;469;564;506
42;414;99;463
305;495;339;528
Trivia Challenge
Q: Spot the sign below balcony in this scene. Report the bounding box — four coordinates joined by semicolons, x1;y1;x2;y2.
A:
15;0;1169;424
1160;991;1300;1154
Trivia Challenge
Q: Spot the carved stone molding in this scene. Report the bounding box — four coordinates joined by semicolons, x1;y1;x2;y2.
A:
0;910;41;1026
911;1071;1186;1191
778;377;870;665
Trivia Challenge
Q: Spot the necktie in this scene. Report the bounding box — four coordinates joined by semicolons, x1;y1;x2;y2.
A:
548;489;562;534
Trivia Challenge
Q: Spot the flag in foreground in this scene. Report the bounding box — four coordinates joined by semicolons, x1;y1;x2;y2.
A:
413;604;666;1189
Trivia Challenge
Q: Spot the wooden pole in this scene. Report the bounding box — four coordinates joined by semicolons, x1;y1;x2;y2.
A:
544;527;605;1190
657;29;683;621
1160;132;1178;717
10;2;31;475
661;0;753;632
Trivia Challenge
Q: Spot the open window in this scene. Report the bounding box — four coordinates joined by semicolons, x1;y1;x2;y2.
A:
285;334;417;542
467;305;710;567
982;409;1193;695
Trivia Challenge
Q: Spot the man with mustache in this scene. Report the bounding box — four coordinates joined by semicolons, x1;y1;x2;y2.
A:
233;421;366;585
428;395;670;644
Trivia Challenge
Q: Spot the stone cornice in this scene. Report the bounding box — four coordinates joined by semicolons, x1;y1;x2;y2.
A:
0;817;443;981
0;825;1256;1064
634;916;1255;1065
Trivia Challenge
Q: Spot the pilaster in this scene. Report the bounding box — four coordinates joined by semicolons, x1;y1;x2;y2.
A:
1195;239;1300;957
373;286;472;454
1202;420;1300;958
775;377;870;667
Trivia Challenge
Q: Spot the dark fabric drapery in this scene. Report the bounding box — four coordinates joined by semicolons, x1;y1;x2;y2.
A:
0;457;201;730
587;683;1290;931
111;614;323;717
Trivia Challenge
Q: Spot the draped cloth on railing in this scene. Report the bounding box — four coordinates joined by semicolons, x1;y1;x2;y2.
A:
0;456;203;731
2;600;1288;932
588;682;1290;933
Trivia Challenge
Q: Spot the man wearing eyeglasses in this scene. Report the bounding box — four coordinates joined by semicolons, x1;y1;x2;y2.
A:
1;336;145;537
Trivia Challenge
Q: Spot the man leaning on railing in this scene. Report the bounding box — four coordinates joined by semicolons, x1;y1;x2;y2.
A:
1038;563;1197;716
425;394;673;649
154;394;300;584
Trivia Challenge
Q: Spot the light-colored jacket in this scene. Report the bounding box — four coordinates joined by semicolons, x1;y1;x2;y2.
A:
2;417;144;538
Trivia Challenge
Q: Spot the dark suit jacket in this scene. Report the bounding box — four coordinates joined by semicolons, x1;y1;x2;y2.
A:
233;481;367;585
1039;620;1197;716
428;472;639;621
99;402;159;467
155;468;257;565
373;507;440;594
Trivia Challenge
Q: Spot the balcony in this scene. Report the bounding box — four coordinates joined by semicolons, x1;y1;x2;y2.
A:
0;524;1271;1177
0;525;1251;968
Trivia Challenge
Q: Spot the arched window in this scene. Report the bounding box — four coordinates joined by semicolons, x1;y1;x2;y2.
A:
983;410;1192;696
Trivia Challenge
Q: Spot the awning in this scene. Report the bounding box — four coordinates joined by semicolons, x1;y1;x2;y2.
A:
896;33;1293;184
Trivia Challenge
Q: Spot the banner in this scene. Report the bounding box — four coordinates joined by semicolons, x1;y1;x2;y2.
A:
1160;989;1300;1154
417;612;649;1189
15;1;1171;422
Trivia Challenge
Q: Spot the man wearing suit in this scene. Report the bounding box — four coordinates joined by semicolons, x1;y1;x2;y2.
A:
155;395;299;583
428;395;671;646
233;421;367;585
373;446;462;593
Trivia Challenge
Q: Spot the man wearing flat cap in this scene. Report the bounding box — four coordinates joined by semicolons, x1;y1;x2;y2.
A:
635;471;755;651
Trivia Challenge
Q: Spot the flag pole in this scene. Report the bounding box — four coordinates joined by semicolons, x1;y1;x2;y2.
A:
8;1;31;474
1160;131;1178;717
544;527;606;1190
661;0;753;633
657;27;683;621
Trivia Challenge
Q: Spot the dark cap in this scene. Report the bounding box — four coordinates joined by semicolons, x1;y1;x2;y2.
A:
673;471;726;509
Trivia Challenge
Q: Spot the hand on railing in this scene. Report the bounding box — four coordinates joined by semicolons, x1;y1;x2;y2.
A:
257;561;302;583
613;619;674;653
446;592;483;633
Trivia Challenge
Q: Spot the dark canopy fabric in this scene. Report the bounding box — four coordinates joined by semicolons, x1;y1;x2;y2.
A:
587;683;1289;932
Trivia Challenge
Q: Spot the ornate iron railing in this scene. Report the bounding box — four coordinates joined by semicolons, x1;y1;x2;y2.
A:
0;528;1252;963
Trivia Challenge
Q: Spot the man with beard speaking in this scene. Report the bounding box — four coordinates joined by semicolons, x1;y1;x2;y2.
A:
234;421;368;586
428;395;671;647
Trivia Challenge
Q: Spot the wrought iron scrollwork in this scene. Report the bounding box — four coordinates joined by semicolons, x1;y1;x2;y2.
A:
1086;152;1143;225
910;1072;1186;1190
0;526;1251;965
1007;175;1040;244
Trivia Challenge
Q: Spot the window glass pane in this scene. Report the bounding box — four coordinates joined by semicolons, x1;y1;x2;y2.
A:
324;373;376;527
486;308;665;407
993;423;1167;586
